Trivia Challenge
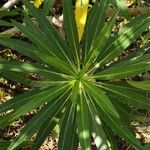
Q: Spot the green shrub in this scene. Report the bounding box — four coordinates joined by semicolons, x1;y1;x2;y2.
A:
0;0;150;149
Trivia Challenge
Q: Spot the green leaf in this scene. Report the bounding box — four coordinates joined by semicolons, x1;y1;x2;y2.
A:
23;0;75;69
0;71;31;85
0;89;41;114
12;19;59;58
0;59;69;80
32;104;66;150
36;51;77;76
108;95;134;133
103;126;118;150
84;10;118;68
0;140;32;150
97;82;150;110
42;0;55;15
101;44;150;71
112;0;130;20
8;93;68;150
1;0;150;150
62;0;80;67
0;20;13;26
117;15;150;38
144;144;150;150
85;92;110;150
82;0;110;60
83;81;119;117
103;81;149;97
76;89;91;150
94;60;150;80
58;103;77;150
94;52;150;80
91;97;144;150
0;10;19;18
0;140;11;150
127;80;150;91
82;2;98;60
12;16;71;65
97;14;150;67
71;80;80;104
0;37;39;61
0;84;70;127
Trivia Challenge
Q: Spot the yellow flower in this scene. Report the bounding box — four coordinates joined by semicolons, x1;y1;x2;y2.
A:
75;0;89;42
34;0;43;8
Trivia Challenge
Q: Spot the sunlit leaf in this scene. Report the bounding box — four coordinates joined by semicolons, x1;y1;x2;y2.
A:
76;89;91;150
58;103;77;150
127;80;150;91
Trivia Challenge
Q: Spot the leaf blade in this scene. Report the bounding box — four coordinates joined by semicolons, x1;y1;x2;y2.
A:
23;0;76;68
76;88;91;150
58;103;77;150
62;0;80;67
82;0;110;60
97;82;150;110
8;93;69;150
112;0;130;20
97;14;150;67
84;10;118;68
85;92;110;150
127;80;150;91
83;81;119;117
88;95;143;150
0;84;70;127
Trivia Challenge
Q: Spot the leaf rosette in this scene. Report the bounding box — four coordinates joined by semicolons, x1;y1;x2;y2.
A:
0;0;150;150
